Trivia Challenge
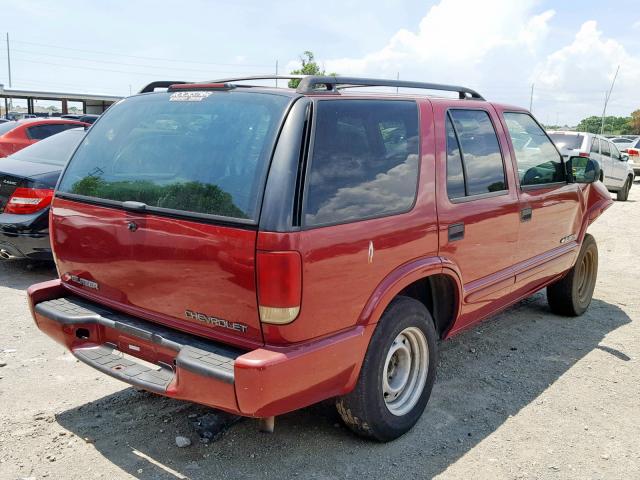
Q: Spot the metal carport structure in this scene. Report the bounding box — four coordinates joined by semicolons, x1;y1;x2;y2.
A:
0;84;122;116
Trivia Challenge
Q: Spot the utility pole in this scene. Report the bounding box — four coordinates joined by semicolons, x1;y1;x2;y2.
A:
529;83;534;112
600;65;620;135
6;33;12;87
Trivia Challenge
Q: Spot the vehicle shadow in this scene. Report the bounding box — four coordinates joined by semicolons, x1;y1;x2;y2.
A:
56;293;630;480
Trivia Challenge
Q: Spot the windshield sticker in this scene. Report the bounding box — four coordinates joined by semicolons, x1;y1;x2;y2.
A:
169;91;213;102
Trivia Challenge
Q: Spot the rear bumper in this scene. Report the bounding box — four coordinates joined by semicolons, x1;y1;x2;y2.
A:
0;210;51;260
28;280;373;418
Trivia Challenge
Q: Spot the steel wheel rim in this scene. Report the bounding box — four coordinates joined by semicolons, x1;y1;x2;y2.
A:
382;326;429;416
577;248;595;304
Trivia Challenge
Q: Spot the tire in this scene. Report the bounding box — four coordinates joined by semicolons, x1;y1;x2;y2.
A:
336;296;438;442
616;177;632;201
547;234;598;316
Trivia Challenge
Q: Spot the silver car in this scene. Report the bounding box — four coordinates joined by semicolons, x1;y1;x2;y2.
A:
618;137;640;176
547;131;635;201
610;136;637;151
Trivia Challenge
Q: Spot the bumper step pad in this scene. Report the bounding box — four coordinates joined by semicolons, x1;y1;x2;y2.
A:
35;296;242;386
75;344;174;393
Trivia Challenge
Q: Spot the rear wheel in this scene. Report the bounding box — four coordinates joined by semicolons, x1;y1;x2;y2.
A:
616;177;632;201
336;296;437;442
547;234;598;316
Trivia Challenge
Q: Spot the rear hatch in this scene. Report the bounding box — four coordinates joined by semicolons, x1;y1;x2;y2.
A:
52;89;293;347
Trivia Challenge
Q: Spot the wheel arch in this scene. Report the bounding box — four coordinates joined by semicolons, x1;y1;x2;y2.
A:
357;257;462;339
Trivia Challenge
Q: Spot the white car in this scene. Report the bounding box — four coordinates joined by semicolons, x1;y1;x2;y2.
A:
547;131;635;201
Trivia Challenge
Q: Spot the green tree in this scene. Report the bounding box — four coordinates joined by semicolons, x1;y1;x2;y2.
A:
288;51;337;88
576;115;632;135
630;110;640;135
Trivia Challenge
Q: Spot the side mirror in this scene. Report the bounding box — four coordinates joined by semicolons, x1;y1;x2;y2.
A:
567;156;600;184
621;153;629;161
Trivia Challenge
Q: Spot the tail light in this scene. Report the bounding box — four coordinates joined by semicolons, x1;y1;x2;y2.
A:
627;148;639;157
4;187;54;214
578;152;590;158
257;251;302;324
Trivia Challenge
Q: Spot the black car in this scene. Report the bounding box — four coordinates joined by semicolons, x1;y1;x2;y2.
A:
78;114;100;124
61;114;100;124
0;128;85;260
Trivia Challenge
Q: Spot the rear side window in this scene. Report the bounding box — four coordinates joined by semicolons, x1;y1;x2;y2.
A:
590;137;600;154
27;123;80;140
57;91;290;221
601;140;611;157
503;112;565;186
446;109;506;198
303;100;419;227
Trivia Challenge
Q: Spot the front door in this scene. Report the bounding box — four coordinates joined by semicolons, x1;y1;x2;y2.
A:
599;139;617;187
498;110;582;296
610;142;629;188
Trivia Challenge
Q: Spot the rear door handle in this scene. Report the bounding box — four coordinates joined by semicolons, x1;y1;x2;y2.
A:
448;222;465;242
521;207;532;222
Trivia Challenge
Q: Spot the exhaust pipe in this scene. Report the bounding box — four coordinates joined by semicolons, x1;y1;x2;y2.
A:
0;249;15;260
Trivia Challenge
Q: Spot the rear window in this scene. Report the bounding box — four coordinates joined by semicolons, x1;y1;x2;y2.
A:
548;133;585;151
303;100;420;227
57;91;291;221
9;128;84;166
27;123;81;140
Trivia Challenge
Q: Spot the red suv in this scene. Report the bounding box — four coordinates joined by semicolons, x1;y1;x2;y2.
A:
28;76;612;441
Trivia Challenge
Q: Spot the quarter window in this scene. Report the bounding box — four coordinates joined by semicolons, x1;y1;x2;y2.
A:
304;100;420;227
446;109;507;199
503;112;565;186
590;137;600;154
601;140;611;157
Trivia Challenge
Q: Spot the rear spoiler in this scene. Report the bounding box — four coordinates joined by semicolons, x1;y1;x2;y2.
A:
138;81;191;94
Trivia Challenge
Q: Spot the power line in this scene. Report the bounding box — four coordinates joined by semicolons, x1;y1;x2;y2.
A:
12;57;262;78
10;38;272;68
10;48;264;74
11;77;124;94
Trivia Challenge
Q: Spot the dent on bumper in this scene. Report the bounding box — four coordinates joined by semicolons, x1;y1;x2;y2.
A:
28;279;374;418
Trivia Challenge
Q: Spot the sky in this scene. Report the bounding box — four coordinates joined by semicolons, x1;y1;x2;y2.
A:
1;0;639;125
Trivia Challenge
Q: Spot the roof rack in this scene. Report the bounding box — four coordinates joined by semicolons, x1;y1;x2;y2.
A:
297;76;484;100
209;74;306;85
139;81;191;94
210;75;484;100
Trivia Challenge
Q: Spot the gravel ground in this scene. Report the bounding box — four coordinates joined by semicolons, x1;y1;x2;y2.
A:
1;185;639;480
